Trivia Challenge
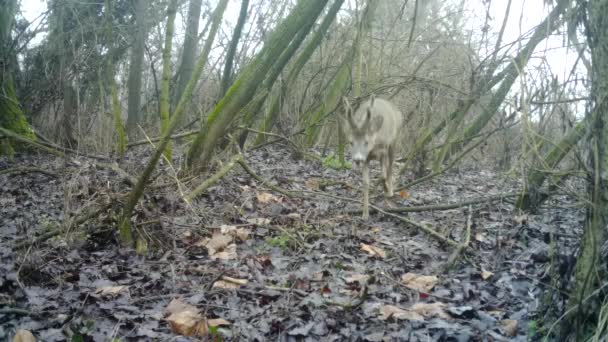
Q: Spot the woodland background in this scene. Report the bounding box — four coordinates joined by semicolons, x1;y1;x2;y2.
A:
1;0;608;340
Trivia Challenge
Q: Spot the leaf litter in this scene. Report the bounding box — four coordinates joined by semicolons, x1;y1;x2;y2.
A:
0;146;586;341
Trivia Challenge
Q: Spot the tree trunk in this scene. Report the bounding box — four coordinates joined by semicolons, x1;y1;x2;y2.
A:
0;0;34;155
561;0;608;338
126;0;147;138
174;0;202;112
219;0;249;98
516;118;586;212
186;0;329;170
159;0;178;161
251;0;345;146
118;0;229;246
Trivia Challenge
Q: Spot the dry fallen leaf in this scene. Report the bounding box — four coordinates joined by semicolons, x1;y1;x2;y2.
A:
256;192;279;204
13;330;36;342
481;269;494;280
399;190;410;199
220;225;251;241
513;214;528;225
379;305;424;321
360;243;386;258
95;285;129;297
165;298;207;337
371;226;381;233
475;233;485;242
410;302;450;319
401;273;438;293
305;178;320;190
501;319;518;336
211;243;237;260
205;234;233;255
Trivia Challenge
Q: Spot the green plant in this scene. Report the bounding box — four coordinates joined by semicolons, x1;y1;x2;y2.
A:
322;153;351;170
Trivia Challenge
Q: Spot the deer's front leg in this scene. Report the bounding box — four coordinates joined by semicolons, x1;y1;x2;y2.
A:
387;145;395;197
362;163;369;220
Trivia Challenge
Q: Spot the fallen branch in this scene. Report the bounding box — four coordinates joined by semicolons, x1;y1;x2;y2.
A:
0;166;59;178
444;205;473;269
237;158;294;198
359;192;517;214
299;190;459;247
185;154;243;201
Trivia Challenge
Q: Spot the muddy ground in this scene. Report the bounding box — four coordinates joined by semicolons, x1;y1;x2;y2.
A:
0;145;584;341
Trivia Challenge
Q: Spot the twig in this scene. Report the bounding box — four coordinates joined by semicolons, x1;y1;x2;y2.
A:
444;206;473;269
185;154;243;201
95;162;137;186
0;166;59;178
360;192;518;214
237;158;294;198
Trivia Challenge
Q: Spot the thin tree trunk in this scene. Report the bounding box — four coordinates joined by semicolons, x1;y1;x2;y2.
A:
561;0;608;338
250;0;345;147
186;0;329;170
126;0;147;138
118;0;229;246
516;118;586;211
159;0;178;160
219;0;249;98
174;0;202;111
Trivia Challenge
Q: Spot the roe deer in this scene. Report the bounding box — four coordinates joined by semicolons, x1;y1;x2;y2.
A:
343;95;403;220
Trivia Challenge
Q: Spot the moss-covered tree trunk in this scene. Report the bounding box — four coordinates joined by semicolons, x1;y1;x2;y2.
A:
174;0;202;113
250;0;345;146
126;0;147;137
186;0;329;170
560;0;608;338
159;0;178;161
118;0;228;248
104;0;126;157
219;0;249;98
516;118;586;212
0;0;35;155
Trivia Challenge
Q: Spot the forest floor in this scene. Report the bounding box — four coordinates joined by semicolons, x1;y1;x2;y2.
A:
0;145;585;341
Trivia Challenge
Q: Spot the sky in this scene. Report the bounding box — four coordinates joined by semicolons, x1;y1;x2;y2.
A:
18;0;584;96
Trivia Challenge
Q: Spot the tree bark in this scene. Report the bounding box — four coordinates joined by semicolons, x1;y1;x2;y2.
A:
126;0;147;137
174;0;202;111
186;0;329;170
219;0;249;98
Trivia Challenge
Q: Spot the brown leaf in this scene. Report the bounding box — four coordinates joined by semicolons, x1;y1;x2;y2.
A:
410;302;450;319
401;273;438;292
95;285;129;297
165;298;208;337
360;243;386;258
211;243;237;260
379;305;424;321
399;190;410;199
305;178;320;190
205;234;233;255
13;330;36;342
501;319;518;336
256;192;279;204
220;225;251;241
